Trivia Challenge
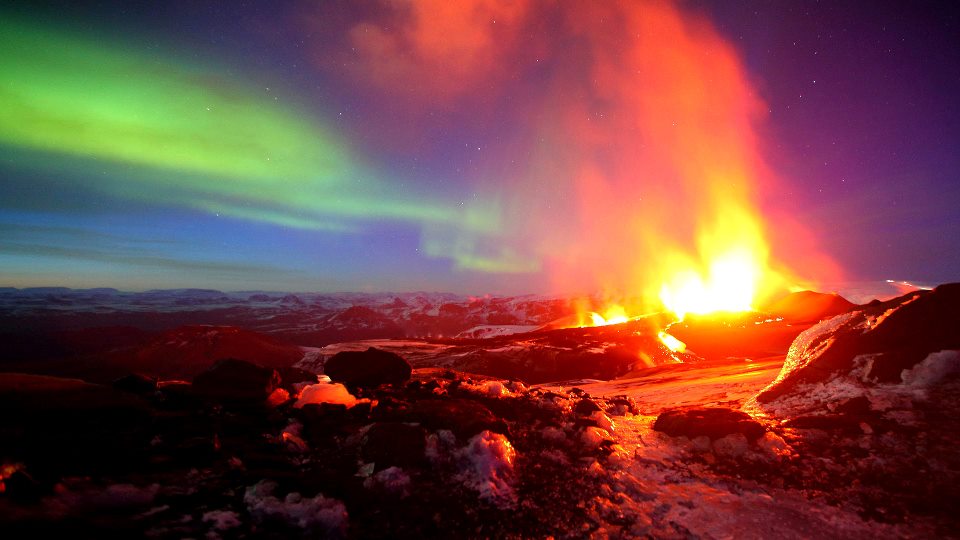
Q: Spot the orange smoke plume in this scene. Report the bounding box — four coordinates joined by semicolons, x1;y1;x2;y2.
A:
308;0;840;309
530;1;839;314
345;0;529;102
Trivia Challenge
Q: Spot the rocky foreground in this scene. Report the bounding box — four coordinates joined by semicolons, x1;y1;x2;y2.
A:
1;284;958;538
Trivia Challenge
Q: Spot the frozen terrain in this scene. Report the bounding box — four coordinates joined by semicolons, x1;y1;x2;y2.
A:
0;282;956;537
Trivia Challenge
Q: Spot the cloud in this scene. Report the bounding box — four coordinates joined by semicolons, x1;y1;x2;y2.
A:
343;0;530;102
0;221;295;281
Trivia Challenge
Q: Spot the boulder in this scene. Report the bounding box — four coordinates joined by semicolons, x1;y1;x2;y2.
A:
192;358;281;402
573;399;603;415
653;407;765;441
323;347;412;387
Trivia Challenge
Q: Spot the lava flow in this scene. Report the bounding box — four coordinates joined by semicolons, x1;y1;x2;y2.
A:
574;202;790;357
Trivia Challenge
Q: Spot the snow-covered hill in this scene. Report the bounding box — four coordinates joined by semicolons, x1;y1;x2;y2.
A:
0;288;572;346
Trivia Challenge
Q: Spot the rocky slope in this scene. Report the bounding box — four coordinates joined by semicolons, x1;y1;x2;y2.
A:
1;284;956;537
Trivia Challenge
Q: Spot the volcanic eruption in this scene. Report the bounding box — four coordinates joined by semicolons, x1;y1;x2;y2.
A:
1;1;958;538
369;1;838;324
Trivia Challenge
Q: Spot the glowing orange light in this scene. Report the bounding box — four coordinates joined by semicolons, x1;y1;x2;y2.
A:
584;304;629;327
653;200;783;321
659;249;759;320
658;331;686;353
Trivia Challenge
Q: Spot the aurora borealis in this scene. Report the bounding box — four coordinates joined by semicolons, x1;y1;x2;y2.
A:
0;10;514;286
1;1;958;293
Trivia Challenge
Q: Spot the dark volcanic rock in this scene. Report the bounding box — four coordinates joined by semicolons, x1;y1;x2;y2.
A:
764;290;856;323
192;358;281;402
112;373;157;395
277;366;318;389
653;407;766;441
2;470;44;503
757;283;960;408
408;398;507;439
131;325;304;380
782;414;868;434
360;422;428;469
0;374;150;475
573;399;603;415
324;347;412;387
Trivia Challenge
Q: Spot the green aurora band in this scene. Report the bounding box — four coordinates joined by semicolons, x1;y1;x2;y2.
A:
0;17;535;273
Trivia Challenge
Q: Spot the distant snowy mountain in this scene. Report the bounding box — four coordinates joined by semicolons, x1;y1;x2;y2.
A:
0;288;573;346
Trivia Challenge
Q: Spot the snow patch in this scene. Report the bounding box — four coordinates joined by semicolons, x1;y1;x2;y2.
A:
460;379;522;398
588;410;616;432
202;509;241;531
760;350;960;417
243;480;347;535
712;433;749;458
759;369;871;417
454;430;517;507
756;432;792;459
455;325;539;339
280;421;308;452
581;426;613;449
294;381;361;408
425;429;458;463
901;350;960;387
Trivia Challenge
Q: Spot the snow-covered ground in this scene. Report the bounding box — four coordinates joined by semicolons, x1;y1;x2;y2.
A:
454;325;539;339
538;356;786;413
532;354;944;537
297;340;463;373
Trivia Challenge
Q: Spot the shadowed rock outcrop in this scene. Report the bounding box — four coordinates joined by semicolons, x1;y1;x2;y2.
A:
324;347;412;387
757;283;960;408
192;358;282;402
653;407;765;441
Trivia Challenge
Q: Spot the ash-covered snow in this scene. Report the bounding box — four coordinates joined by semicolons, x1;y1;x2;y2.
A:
454;324;539;339
362;466;412;497
202;509;241;531
295;340;459;373
243;480;348;535
424;428;458;463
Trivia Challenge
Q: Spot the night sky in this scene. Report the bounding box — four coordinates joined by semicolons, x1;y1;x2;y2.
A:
1;1;957;294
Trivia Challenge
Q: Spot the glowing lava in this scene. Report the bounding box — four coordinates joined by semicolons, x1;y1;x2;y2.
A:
658;331;686;353
587;305;630;327
653;199;783;321
658;249;760;321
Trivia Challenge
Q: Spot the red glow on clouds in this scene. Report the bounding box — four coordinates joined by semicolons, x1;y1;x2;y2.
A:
308;0;840;304
346;0;529;102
